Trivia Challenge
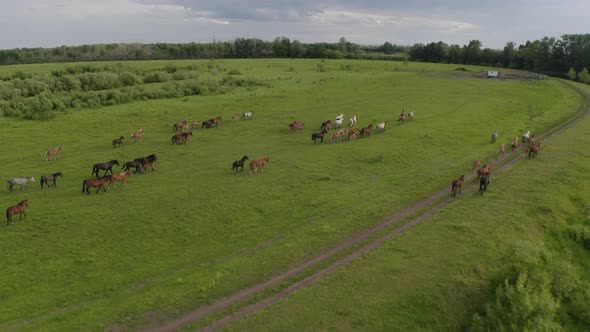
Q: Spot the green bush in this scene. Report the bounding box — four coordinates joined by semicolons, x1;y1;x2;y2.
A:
143;71;171;83
118;72;141;87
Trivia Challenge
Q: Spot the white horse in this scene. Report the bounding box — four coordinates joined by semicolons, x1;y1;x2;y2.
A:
408;110;414;120
242;111;254;120
522;130;530;144
336;113;344;121
7;176;35;192
348;115;357;127
377;121;386;133
335;118;343;128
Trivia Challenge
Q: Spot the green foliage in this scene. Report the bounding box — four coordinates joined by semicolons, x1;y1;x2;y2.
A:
118;71;141;86
569;68;577;81
228;69;242;75
578;68;590;84
142;71;171;83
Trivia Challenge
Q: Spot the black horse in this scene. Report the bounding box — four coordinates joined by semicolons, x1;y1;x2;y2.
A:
479;172;491;195
134;154;158;171
232;155;249;173
123;160;143;174
312;129;328;144
40;172;63;188
112;136;125;148
92;160;119;177
202;120;215;128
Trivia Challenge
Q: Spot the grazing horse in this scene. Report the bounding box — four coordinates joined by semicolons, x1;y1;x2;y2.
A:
377;121;386;133
173;121;189;132
479;172;491;195
249;156;270;175
242;111;254;120
6;200;28;225
7;177;35;193
40;172;63;188
477;164;491;179
451;175;465;197
320;120;332;131
497;142;506;158
289;121;305;131
348;115;357;127
110;171;133;189
82;176;111;195
408;111;414;121
92;160;119;177
472;160;481;175
527;142;543;158
123;160;143;174
45;146;63;161
231;113;241;122
112;136;125;148
510;136;519;151
172;131;193;145
491;130;498;143
130;129;144;143
522;130;530;144
312;129;328;144
360;124;373;137
232;155;249;173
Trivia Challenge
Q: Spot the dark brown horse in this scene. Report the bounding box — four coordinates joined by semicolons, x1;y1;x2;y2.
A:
112;136;125;148
123;160;143;174
92;160;119;177
451;175;465;197
40;172;63;188
172;131;193;145
82;176;112;195
134;154;158;172
312;129;328;143
360;124;373;137
6;200;29;225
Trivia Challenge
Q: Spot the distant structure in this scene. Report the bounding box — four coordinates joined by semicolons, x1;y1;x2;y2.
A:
481;70;545;80
487;71;499;78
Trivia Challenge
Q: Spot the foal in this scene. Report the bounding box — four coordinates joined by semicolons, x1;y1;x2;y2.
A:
451;175;465;197
232;155;249;173
130;129;144;143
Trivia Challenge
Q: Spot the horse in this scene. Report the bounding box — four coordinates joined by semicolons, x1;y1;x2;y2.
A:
173;121;188;132
191;120;201;129
360;124;373;137
6;200;28;225
320;120;332;131
408;111;414;121
472;160;481;175
376;121;386;133
123;160;143;174
330;128;347;142
82;176;111;195
7;177;35;193
336;113;344;121
398;113;407;124
92;160;119;177
527;142;543;158
348;132;357;140
491;130;498;143
510;136;519;151
522;130;530;144
312;129;328;144
289;121;305;131
348;128;360;140
40;172;63;188
451;175;465;197
112;136;125;148
45;146;63;161
232;155;249;173
202;120;215;128
479;172;490;195
348;115;357;127
477;164;491;179
335;118;344;128
242;111;254;120
231;113;241;122
130;129;144;143
250;156;270;175
134;154;157;171
211;116;222;127
498;142;506;158
109;171;133;189
172;131;193;145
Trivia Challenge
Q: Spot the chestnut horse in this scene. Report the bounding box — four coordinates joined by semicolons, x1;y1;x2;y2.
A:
451;175;465;197
289;121;305;131
173;121;189;132
360;124;373;137
134;154;157;172
6;200;29;225
110;171;133;189
45;146;63;161
172;131;193;145
320;120;332;131
250;156;270;175
477;164;491;179
130;129;144;143
82;176;112;195
527;142;543;158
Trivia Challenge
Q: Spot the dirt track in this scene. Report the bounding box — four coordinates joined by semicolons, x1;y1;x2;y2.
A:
148;81;589;332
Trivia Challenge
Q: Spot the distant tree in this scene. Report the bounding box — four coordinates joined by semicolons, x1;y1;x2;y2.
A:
463;40;482;65
569;67;577;81
579;67;590;84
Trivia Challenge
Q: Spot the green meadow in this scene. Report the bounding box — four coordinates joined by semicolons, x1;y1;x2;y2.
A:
0;59;582;331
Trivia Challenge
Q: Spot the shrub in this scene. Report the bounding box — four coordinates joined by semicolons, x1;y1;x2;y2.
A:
143;71;171;83
228;69;242;75
118;72;141;87
172;71;198;81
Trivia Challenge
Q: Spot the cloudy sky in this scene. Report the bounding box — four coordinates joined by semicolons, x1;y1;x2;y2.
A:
0;0;588;50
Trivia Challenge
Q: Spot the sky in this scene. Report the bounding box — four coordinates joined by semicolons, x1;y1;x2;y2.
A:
0;0;588;50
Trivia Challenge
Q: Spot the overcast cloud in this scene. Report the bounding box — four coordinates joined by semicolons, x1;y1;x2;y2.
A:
0;0;588;50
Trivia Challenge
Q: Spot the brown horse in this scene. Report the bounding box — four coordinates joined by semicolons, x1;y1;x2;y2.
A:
6;200;29;225
82;176;112;195
173;121;189;132
250;156;270;175
41;172;63;188
212;116;222;127
110;171;133;189
527;142;543;158
320;120;332;131
472;160;481;175
191;120;201;129
399;113;407;124
451;175;465;197
232;113;241;122
130;129;144;143
45;146;63;161
510;136;519;151
331;128;347;142
360;124;373;137
497;142;506;158
135;154;158;172
477;164;491;179
172;131;193;145
289;121;305;131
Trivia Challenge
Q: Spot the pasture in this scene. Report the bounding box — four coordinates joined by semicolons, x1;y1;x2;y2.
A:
0;59;581;331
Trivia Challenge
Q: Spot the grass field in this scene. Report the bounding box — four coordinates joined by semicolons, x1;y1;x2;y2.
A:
0;59;582;331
